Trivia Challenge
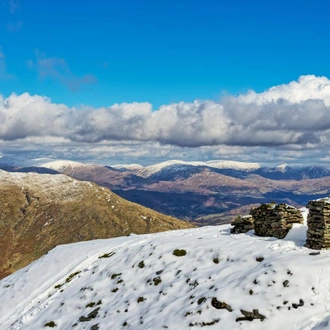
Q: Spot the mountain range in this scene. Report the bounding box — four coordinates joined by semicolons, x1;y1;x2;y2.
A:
27;160;330;224
1;157;330;224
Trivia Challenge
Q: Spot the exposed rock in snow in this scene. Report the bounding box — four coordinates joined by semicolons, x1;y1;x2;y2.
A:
1;223;330;330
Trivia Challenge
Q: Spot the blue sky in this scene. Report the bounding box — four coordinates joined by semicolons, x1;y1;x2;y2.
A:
1;0;330;108
2;0;330;165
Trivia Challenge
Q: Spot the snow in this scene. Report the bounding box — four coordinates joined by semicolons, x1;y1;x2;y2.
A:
135;160;206;177
276;164;288;172
40;160;87;171
111;164;144;171
205;160;261;171
126;160;262;178
0;170;100;203
2;222;330;330
316;197;330;204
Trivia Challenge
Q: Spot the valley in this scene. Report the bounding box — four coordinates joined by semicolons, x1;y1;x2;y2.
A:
32;160;330;224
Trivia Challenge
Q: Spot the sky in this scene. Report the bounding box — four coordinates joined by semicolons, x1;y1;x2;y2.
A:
1;0;330;165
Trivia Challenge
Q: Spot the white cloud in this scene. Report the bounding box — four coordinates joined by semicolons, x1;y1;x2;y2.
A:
1;75;330;164
238;75;330;106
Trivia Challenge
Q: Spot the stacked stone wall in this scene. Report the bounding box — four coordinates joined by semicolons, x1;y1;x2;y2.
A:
251;203;303;239
305;199;330;249
230;215;254;234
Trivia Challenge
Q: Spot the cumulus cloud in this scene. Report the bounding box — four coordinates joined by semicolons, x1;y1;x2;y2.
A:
2;75;330;164
29;51;97;91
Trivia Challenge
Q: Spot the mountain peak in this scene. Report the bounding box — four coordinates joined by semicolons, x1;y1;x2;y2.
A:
41;160;88;171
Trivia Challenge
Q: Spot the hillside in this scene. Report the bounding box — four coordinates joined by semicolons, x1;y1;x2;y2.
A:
2;217;330;330
0;170;193;279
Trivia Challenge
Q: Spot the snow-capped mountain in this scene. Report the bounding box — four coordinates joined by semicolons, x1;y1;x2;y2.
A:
205;160;261;171
29;158;330;223
38;159;330;181
134;160;207;178
115;160;261;178
41;160;89;172
2;219;330;330
111;164;144;171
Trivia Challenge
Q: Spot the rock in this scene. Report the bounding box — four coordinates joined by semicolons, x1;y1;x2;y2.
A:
283;280;289;287
251;203;303;239
91;325;99;330
306;198;330;249
292;299;304;309
79;307;100;322
236;309;266;322
211;298;233;312
231;215;254;234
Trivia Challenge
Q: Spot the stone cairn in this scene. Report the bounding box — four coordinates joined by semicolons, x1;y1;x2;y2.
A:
251;203;303;239
230;215;254;234
305;198;330;249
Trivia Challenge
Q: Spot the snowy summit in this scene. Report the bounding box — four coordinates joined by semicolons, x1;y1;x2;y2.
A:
1;217;330;330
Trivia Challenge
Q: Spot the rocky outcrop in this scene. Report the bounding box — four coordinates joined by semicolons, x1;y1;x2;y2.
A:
305;198;330;249
230;215;254;234
236;309;266;322
231;203;303;238
251;203;303;239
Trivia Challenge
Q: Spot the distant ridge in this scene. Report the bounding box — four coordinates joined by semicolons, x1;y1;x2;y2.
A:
36;159;330;223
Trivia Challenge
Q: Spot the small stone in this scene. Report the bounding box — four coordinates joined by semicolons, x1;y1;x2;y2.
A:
91;325;99;330
79;307;100;322
236;309;266;322
211;298;233;312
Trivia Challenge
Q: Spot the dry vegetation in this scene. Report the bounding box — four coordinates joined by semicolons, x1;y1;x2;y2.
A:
0;171;193;279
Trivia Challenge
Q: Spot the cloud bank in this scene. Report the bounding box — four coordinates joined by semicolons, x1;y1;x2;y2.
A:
1;75;330;164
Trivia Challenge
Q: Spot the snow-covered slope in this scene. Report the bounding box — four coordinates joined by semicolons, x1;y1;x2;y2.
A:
2;217;330;330
111;164;144;171
119;160;261;178
205;160;261;171
135;160;206;178
41;160;89;172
